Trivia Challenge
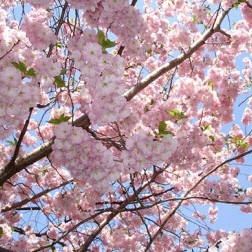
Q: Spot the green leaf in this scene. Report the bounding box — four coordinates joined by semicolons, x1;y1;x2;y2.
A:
54;76;65;88
12;61;27;73
209;135;215;142
158;120;167;132
167;109;187;121
0;227;2;238
159;130;174;136
241;142;249;150
55;42;62;48
48;114;71;124
41;167;48;174
7;140;15;146
7;137;18;146
146;49;152;55
11;61;36;77
60;69;67;75
14;138;18;145
192;16;197;24
51;245;55;252
103;39;117;49
202;125;211;131
232;0;245;8
158;121;174;135
97;30;116;53
207;81;213;90
26;68;36;77
98;30;106;45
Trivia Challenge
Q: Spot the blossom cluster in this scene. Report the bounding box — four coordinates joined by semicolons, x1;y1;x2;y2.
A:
69;33;129;124
51;122;121;192
81;0;152;58
220;229;252;252
22;8;56;50
121;124;178;172
0;0;251;251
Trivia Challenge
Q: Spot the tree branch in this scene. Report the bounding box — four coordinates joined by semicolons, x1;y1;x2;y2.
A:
1;180;72;213
47;2;68;57
0;8;231;187
145;148;252;251
123;8;231;101
0;137;55;186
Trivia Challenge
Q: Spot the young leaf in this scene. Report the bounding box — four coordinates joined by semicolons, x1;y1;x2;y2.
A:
12;61;27;73
159;130;174;136
0;227;2;238
207;81;214;90
192;16;197;24
98;30;106;45
26;68;36;77
54;76;65;88
7;137;18;146
97;30;116;52
158;121;174;135
55;42;62;48
103;39;117;49
167;109;187;120
167;108;180;117
201;125;211;131
158;120;167;132
7;140;15;146
241;142;249;150
48;114;71;124
60;69;67;75
14;137;18;145
41;167;48;174
209;135;215;142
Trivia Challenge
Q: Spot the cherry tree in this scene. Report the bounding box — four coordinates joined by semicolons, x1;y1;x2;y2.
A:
0;0;252;251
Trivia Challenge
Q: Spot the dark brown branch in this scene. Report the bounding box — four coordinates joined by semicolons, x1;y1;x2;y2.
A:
15;207;41;211
9;107;33;165
0;247;14;252
245;1;252;8
47;2;68;57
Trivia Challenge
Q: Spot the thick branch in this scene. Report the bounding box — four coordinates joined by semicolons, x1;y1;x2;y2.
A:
123;8;230;101
0;137;55;187
0;248;14;252
0;113;90;187
0;8;230;186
